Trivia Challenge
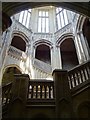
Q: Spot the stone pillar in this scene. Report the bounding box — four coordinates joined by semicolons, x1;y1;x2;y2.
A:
56;45;62;69
8;74;30;118
74;34;85;64
78;31;90;60
53;69;74;118
50;46;53;68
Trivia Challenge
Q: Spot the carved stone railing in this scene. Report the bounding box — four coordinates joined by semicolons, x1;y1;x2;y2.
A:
8;46;27;61
68;60;90;89
2;82;12;106
33;58;52;74
28;79;55;99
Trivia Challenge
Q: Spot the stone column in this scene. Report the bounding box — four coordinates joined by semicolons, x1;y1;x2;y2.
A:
78;31;90;60
50;46;53;68
74;33;85;64
53;69;74;118
56;45;62;69
8;74;30;118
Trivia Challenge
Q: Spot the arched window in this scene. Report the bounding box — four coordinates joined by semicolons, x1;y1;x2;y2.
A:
19;9;31;29
60;38;79;70
56;7;69;30
35;44;51;64
11;36;26;52
38;10;49;33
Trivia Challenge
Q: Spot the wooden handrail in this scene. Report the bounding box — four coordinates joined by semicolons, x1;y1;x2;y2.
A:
68;60;90;89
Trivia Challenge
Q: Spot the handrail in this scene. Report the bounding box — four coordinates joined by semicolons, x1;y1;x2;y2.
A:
68;60;90;89
2;82;12;106
28;79;55;99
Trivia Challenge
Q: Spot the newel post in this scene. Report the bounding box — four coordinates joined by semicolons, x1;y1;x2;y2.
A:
52;69;74;118
8;74;29;118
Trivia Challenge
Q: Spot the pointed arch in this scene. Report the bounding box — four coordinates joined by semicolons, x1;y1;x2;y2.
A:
56;33;74;47
33;39;53;49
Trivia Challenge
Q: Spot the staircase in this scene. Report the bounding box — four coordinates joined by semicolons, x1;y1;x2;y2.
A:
2;60;90;119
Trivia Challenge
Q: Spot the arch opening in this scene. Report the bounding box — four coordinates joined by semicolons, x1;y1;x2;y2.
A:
11;36;26;52
60;38;79;70
35;44;51;64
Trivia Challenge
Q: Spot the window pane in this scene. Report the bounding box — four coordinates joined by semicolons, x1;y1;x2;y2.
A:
19;11;24;23
63;9;68;25
38;10;49;33
60;12;64;27
46;18;49;33
57;14;61;29
42;11;45;16
26;13;31;28
23;10;28;25
39;11;42;16
42;18;45;32
46;11;48;16
38;18;41;32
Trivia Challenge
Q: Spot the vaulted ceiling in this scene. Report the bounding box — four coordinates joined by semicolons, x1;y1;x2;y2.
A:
2;2;90;17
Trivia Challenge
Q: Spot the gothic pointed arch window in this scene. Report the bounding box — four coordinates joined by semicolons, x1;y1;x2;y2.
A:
11;36;26;52
60;38;79;70
35;44;51;64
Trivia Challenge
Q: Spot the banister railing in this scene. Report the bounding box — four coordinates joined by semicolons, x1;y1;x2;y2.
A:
68;60;90;89
28;79;55;99
2;82;12;106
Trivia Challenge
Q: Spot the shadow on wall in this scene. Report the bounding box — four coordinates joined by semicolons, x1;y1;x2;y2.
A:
77;101;90;118
31;113;50;120
2;67;21;85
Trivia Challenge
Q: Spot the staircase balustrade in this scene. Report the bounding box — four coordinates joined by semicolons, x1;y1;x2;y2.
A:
68;60;90;89
28;80;55;99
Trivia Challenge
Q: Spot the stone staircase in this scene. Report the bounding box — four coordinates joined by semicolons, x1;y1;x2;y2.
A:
2;60;90;119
